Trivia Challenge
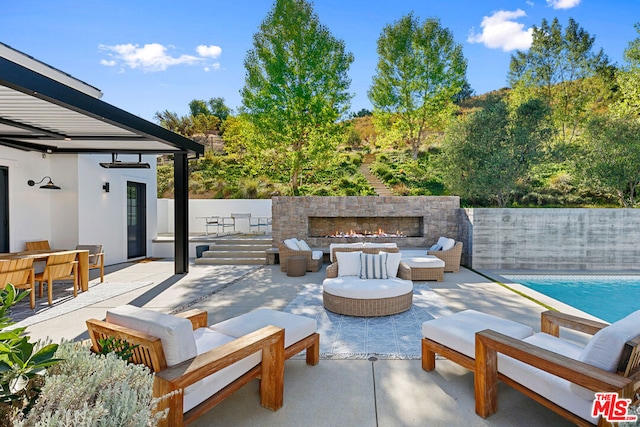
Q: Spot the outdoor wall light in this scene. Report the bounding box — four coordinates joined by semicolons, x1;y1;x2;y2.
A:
102;182;110;193
27;176;61;190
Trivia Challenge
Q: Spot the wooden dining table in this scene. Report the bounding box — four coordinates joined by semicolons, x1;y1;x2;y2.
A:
0;249;89;292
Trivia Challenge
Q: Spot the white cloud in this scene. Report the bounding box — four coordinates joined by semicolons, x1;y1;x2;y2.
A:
196;45;222;58
468;9;533;52
546;0;581;9
99;43;201;72
100;59;116;66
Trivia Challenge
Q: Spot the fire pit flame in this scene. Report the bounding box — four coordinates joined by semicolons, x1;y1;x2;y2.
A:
327;228;406;238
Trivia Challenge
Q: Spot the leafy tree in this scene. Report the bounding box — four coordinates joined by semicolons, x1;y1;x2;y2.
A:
578;113;640;207
368;14;467;159
207;97;232;122
440;96;552;207
509;18;608;144
153;110;194;136
612;23;640;117
241;0;354;193
351;108;372;118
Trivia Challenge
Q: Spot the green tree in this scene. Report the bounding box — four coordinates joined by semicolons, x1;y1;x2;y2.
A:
368;14;467;159
612;23;640;117
578;113;640;207
509;18;608;144
241;0;354;194
440;97;552;207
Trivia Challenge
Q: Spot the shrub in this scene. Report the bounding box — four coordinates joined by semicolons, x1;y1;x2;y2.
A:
14;341;168;427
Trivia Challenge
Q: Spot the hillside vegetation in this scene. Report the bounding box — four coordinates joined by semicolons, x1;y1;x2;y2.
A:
156;2;640;208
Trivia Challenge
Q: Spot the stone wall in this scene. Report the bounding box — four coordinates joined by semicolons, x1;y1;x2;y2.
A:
272;196;461;250
468;208;640;270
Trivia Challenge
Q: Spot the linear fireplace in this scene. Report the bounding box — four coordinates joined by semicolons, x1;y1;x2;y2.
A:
271;196;461;249
308;216;423;238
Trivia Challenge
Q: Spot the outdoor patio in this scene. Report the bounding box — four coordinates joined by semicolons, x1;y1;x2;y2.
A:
12;257;596;426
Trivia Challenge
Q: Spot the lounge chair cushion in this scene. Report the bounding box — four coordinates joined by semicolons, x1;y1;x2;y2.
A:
184;327;262;413
106;305;197;367
569;308;640;399
335;251;362;276
436;237;456;251
360;252;388;279
209;308;317;348
323;276;413;299
296;239;312;251
421;309;534;359
312;250;323;261
380;251;402;278
283;238;300;251
498;332;595;422
363;242;398;249
402;256;445;269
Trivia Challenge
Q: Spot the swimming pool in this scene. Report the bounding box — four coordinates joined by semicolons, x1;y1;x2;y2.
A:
501;275;640;323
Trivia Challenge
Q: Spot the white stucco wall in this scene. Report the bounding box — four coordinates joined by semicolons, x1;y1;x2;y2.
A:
157;198;272;234
0;148;157;265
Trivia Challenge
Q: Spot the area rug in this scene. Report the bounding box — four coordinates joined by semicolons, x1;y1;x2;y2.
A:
283;283;452;359
8;281;153;328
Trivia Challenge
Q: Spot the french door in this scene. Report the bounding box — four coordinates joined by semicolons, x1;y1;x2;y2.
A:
127;181;146;259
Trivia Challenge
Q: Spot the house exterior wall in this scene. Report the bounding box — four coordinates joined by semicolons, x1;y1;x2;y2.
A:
0;147;157;265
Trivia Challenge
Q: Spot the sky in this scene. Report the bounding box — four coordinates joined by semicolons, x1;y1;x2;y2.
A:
2;0;640;122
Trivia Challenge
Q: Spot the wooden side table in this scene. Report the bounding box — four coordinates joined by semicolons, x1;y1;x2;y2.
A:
287;256;306;277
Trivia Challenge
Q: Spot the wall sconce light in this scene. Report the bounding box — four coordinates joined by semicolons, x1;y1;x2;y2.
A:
27;176;61;190
102;182;110;193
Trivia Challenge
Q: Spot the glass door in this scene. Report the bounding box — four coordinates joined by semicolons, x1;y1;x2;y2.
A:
127;181;147;259
0;167;8;253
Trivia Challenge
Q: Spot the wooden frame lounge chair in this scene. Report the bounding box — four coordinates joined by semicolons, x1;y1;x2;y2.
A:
25;240;51;251
34;250;79;305
422;309;640;426
87;305;319;427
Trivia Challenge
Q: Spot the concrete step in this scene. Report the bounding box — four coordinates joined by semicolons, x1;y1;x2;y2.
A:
194;257;266;265
206;244;272;251
207;238;272;246
202;250;267;259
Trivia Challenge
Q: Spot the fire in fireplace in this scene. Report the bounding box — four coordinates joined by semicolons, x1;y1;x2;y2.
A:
308;216;423;238
327;228;406;238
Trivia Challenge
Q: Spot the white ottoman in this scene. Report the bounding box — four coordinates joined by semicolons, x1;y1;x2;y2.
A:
401;256;445;281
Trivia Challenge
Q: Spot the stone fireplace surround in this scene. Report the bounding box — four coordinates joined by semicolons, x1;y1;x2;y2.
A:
272;196;460;249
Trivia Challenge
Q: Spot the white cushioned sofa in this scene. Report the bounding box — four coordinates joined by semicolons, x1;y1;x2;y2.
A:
422;308;640;426
323;245;413;316
87;305;319;426
278;238;323;272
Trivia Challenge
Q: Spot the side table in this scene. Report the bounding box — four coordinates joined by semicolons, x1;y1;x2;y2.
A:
287;256;307;277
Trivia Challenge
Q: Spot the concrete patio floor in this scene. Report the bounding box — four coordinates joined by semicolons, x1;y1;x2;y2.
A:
22;259;592;426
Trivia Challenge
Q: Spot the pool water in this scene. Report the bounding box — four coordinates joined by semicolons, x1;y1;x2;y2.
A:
501;275;640;323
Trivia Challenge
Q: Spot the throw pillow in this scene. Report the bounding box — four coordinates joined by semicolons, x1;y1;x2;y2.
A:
429;244;442;251
296;239;312;251
360;252;388;279
336;251;362;277
380;251;402;278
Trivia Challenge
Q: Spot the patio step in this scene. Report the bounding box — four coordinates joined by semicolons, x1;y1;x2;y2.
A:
194;237;273;265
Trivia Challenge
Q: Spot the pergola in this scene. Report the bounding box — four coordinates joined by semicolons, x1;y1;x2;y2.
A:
0;43;204;274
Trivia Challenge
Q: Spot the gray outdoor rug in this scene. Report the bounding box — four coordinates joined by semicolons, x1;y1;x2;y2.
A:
283;283;452;359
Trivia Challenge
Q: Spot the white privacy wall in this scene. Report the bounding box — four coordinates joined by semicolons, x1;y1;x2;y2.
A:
157;198;272;234
0;147;157;265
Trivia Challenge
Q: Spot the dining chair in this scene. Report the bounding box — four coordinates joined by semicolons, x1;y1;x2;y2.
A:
0;258;36;308
35;251;79;305
25;240;51;251
76;245;105;283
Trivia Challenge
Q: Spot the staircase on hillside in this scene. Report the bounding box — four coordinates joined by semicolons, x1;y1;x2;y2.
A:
194;237;272;265
359;154;395;196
